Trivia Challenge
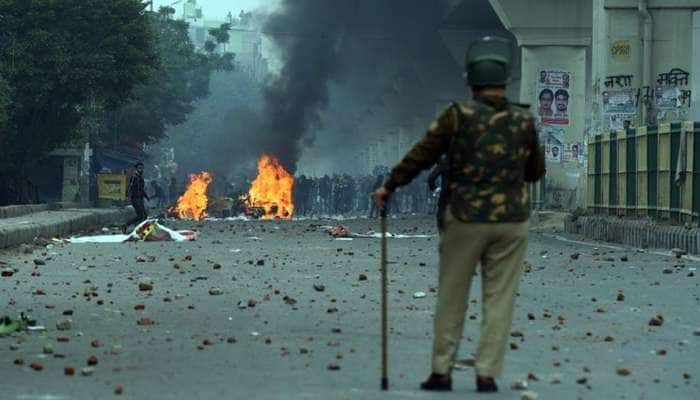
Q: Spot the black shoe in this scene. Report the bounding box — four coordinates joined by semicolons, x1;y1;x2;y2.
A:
476;376;498;393
420;373;452;391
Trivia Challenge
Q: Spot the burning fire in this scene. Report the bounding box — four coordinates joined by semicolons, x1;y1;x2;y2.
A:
170;172;213;221
243;155;294;219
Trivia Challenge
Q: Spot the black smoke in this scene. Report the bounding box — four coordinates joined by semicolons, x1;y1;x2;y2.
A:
163;0;507;181
256;0;465;172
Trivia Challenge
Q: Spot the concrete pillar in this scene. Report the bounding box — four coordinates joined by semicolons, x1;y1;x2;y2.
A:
692;11;700;120
80;143;93;208
591;0;609;135
62;156;80;203
488;0;592;209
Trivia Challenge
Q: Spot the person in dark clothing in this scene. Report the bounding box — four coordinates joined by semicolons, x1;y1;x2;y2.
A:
294;175;310;216
318;175;332;215
123;162;150;233
168;177;179;204
368;173;385;218
150;180;166;208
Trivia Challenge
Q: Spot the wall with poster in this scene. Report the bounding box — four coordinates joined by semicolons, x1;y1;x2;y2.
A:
521;45;587;206
592;4;696;130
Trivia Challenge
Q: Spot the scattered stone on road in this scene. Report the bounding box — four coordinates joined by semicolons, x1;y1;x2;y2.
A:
137;318;155;326
56;320;72;331
649;315;664;326
1;215;697;399
521;390;539;400
511;380;528;390
672;248;687;258
138;282;153;291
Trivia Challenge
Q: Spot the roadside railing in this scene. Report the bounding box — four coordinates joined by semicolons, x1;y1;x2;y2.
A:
587;121;700;223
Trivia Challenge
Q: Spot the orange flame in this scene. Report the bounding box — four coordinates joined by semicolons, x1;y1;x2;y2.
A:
243;155;294;219
170;172;212;221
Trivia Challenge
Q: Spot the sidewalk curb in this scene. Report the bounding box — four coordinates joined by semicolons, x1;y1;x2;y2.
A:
0;204;50;219
0;208;132;249
563;215;700;254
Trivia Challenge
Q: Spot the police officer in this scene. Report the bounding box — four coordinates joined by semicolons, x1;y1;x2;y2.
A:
373;36;545;393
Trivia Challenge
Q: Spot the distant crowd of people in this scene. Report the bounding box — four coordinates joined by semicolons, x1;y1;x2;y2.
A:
138;165;444;219
292;167;440;217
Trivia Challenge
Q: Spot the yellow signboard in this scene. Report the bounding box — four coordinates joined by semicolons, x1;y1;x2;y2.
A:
97;173;126;201
610;40;631;62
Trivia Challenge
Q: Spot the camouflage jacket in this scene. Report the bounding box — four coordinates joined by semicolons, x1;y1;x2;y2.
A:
384;95;543;223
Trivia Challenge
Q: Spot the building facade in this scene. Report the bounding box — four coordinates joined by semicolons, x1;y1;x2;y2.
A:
182;0;269;81
490;0;700;209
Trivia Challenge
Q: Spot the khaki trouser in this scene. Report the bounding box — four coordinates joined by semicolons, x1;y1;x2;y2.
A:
431;207;528;378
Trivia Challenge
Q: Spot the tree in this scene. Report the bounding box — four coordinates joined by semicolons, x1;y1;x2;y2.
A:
0;76;10;133
0;0;157;178
204;40;217;53
208;23;232;52
99;12;235;149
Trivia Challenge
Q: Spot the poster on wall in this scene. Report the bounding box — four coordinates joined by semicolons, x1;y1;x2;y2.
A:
536;69;571;126
608;113;634;131
562;142;586;164
602;89;636;114
655;86;681;110
541;125;564;163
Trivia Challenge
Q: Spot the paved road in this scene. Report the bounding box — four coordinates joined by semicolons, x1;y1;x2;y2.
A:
0;216;698;400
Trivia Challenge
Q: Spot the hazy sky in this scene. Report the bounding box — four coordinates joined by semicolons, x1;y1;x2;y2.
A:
151;0;280;19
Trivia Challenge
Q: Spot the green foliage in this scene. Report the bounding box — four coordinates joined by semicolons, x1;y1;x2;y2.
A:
209;23;232;45
158;5;176;17
0;0;157;172
204;40;217;53
100;14;235;147
0;76;10;130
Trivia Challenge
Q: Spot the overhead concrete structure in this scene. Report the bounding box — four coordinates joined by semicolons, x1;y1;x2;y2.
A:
439;0;521;100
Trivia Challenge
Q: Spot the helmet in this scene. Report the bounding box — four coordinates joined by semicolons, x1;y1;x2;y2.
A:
465;36;513;86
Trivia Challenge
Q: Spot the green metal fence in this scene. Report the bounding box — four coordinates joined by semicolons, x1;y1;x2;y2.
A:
587;121;700;223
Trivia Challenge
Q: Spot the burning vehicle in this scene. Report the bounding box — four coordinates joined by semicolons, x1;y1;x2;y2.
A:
240;154;294;219
168;155;295;220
